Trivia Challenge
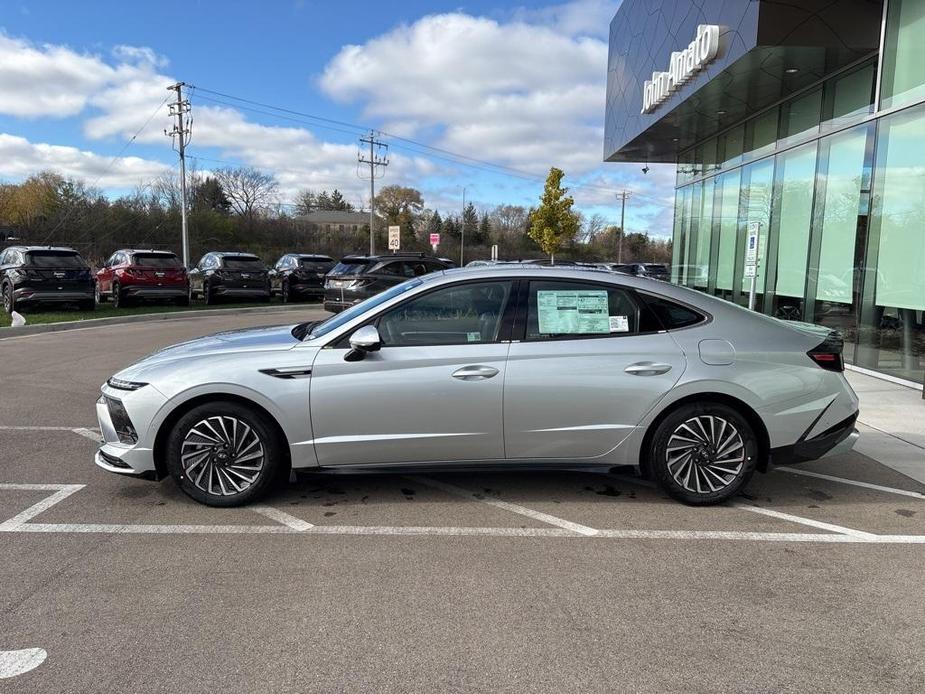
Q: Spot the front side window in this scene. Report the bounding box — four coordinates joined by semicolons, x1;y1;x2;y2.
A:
378;280;512;346
526;281;639;340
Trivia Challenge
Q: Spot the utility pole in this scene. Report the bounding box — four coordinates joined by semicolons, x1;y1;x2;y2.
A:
358;131;389;256
460;186;467;266
615;190;631;263
166;82;191;267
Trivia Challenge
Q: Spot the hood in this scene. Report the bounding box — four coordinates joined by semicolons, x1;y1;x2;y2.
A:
125;324;300;370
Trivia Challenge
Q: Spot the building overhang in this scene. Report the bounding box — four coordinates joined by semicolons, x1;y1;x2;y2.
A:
604;0;883;163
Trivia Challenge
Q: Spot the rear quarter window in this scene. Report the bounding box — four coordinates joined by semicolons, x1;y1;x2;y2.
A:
640;294;705;330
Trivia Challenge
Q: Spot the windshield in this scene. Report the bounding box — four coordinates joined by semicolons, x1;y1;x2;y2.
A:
223;257;264;271
306;278;423;340
330;260;370;276
133;253;180;268
299;259;334;271
25;251;86;268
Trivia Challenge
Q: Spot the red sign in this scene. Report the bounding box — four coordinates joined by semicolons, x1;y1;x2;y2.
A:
429;233;440;246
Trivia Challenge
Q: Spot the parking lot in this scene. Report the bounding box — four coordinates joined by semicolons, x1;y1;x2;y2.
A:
2;312;924;693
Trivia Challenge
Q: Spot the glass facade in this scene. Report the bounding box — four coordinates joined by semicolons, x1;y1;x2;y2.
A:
671;0;925;383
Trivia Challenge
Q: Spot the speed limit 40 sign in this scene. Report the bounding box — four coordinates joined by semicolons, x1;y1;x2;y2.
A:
388;225;401;250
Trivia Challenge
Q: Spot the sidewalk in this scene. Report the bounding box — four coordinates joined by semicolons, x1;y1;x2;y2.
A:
845;369;925;484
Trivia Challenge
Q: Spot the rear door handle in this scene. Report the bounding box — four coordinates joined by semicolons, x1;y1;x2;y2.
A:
452;365;499;381
624;362;672;376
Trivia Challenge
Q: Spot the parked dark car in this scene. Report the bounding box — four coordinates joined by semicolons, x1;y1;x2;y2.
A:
96;249;189;308
1;246;95;314
324;253;450;313
188;252;270;304
601;262;671;281
269;253;334;302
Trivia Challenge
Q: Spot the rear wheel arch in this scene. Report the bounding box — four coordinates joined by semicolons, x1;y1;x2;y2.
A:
638;392;770;479
153;393;291;481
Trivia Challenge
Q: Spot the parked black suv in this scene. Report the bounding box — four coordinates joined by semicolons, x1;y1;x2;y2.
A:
188;251;271;304
270;253;334;302
1;246;95;314
324;253;450;313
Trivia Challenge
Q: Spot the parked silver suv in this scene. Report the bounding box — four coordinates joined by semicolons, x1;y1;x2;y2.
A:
94;266;859;507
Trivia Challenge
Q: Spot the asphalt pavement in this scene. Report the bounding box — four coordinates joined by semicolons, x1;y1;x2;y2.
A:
1;309;924;693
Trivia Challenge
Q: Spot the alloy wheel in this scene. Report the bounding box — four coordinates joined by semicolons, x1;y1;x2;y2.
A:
665;415;746;495
2;285;12;314
180;415;265;496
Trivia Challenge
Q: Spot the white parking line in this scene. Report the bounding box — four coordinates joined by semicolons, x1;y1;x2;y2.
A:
0;648;47;679
733;503;878;539
0;484;85;530
250;505;314;531
776;467;925;500
3;481;925;543
71;428;100;442
406;474;600;536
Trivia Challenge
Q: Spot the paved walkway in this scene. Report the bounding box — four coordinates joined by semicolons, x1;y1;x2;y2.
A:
846;369;925;484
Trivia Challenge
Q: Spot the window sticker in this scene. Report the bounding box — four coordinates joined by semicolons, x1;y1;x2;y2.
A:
609;315;629;333
466;331;482;342
537;290;609;334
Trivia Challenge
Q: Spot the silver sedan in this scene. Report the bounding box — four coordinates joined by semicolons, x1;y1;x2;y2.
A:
94;266;859;507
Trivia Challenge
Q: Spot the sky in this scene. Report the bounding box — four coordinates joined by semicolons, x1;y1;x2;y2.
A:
0;0;677;235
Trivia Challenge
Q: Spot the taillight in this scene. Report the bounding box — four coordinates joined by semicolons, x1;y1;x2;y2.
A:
808;334;844;372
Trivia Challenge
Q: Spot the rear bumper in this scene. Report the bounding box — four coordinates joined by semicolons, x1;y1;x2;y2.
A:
14;288;94;303
214;287;270;299
770;412;859;466
123;286;187;299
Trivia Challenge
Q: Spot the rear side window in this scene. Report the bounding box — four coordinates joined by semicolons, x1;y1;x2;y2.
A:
25;251;86;268
639;294;705;330
331;261;370;276
525;280;640;340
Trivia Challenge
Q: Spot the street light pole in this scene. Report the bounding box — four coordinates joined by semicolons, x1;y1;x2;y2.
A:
460;186;467;266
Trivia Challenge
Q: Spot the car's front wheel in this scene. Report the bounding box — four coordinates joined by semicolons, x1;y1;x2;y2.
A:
2;283;14;315
165;401;283;507
648;402;758;505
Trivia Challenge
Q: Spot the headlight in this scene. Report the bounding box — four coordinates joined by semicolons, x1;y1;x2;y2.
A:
107;376;148;391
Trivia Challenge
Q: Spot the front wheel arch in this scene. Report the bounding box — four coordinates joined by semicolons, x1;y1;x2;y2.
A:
638;393;770;480
153;393;291;482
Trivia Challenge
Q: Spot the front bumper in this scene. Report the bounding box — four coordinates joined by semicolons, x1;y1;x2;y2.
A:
93;385;165;479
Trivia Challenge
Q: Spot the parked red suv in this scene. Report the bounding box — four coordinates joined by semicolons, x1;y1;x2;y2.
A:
96;249;189;308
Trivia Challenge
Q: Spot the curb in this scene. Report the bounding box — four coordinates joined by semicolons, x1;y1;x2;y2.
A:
0;304;327;340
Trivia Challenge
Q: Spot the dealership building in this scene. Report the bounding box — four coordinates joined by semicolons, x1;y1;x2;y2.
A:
605;0;925;385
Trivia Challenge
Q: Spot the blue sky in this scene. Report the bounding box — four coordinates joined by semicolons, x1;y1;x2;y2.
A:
0;0;676;234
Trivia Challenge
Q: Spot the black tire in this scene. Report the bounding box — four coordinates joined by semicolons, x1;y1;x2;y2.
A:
2;283;14;315
112;282;130;308
165;400;283;507
281;280;290;303
648;402;758;506
175;290;190;307
203;281;215;305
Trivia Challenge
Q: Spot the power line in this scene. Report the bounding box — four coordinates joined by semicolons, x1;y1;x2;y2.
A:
185;83;674;204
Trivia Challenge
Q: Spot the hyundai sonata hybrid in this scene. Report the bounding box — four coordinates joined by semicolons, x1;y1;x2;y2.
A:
94;266;859;507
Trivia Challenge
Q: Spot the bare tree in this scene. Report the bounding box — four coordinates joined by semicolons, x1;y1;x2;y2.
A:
214;167;279;218
582;213;607;243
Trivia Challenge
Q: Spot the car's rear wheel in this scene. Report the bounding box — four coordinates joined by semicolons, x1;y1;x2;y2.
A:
2;283;14;315
649;402;757;505
281;279;290;303
112;282;129;308
166;401;282;507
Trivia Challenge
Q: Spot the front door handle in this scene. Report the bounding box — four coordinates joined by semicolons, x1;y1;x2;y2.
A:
452;365;499;381
625;362;672;376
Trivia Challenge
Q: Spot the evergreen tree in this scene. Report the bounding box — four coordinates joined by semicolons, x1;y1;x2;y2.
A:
477;211;491;245
528;167;579;263
427;210;443;235
462;202;478;239
328;189;353;211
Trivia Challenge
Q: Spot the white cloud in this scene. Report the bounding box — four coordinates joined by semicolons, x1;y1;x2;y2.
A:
320;12;609;175
511;0;620;38
0;32;113;117
0;133;170;187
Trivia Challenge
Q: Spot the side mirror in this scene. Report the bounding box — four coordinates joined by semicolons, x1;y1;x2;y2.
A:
345;325;382;362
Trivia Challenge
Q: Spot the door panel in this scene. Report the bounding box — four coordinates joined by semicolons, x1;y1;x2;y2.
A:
504;336;685;459
309;343;509;466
